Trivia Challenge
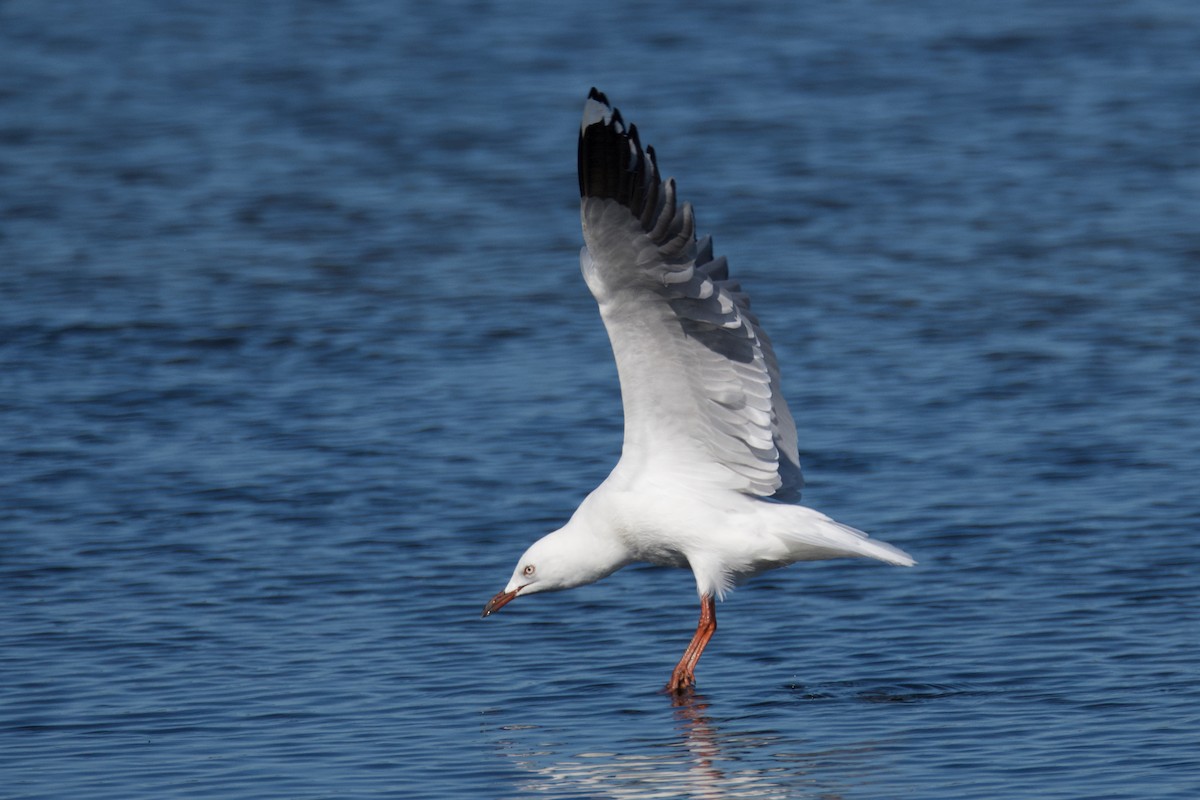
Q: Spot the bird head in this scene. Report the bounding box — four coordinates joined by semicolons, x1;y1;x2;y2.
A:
480;520;631;618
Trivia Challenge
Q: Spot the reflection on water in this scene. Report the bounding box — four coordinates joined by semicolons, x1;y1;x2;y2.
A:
490;695;862;799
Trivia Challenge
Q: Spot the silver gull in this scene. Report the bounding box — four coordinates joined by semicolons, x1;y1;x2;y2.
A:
483;88;915;695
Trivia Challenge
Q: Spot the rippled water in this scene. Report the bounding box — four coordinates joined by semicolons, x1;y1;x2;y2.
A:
3;1;1199;798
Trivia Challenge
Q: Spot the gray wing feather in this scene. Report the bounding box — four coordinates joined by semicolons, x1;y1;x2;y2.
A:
578;89;803;500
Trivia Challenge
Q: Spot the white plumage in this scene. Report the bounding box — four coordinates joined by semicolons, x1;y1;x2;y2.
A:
483;89;914;694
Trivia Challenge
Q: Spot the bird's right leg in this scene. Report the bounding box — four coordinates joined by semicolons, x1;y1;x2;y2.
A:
666;595;717;694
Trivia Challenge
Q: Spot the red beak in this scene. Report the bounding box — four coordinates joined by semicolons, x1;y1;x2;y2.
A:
481;587;520;618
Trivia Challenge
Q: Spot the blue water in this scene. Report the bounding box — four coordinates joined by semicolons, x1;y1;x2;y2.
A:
3;1;1199;797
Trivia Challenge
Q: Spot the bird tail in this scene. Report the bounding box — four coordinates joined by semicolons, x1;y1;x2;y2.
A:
780;506;916;567
826;519;916;566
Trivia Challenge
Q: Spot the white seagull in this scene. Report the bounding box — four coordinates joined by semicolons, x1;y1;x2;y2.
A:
483;88;914;694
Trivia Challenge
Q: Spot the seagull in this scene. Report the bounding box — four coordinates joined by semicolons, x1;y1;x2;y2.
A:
482;88;914;694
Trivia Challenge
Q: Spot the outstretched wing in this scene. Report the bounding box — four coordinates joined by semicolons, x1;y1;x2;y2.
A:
578;88;802;500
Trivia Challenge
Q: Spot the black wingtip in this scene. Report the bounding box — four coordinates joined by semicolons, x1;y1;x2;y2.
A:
578;89;658;221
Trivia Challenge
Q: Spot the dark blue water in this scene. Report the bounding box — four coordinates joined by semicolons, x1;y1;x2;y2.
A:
3;1;1199;797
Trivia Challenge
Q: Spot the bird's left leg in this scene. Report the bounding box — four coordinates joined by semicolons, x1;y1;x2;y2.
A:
666;595;717;694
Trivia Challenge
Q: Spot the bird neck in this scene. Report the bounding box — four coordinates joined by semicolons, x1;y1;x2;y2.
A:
549;514;632;588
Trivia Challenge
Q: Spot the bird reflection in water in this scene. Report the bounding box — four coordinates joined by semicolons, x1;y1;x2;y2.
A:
490;693;848;799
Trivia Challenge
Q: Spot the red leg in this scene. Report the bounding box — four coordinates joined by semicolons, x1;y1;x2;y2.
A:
666;595;717;694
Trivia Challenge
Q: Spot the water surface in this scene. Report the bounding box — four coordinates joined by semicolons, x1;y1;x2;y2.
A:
2;1;1199;798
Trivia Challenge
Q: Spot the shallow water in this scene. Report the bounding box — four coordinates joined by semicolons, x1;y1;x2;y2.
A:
3;1;1199;798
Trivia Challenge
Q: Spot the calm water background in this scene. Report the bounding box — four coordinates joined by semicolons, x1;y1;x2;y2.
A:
3;1;1199;797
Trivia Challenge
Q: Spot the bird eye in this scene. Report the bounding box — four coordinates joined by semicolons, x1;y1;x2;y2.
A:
522;564;536;577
